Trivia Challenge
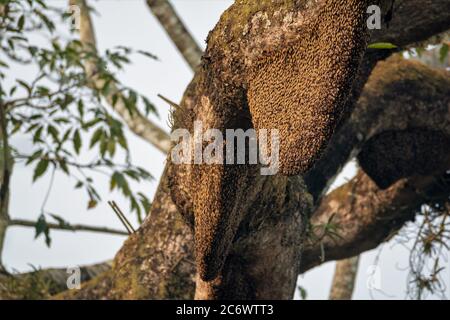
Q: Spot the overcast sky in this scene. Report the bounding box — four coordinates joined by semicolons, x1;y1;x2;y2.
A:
3;0;449;300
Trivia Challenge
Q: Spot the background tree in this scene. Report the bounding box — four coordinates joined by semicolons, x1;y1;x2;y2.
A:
0;0;160;285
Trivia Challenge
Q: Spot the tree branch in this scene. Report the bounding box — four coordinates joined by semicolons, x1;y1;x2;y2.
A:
329;256;360;300
8;218;128;236
371;0;450;47
301;169;450;273
0;261;112;299
146;0;203;71
71;0;171;154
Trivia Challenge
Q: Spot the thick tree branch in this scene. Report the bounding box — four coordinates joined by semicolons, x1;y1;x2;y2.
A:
70;0;171;154
301;169;450;273
146;0;203;71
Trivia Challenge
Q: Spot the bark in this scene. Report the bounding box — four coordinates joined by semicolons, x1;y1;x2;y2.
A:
70;0;171;154
329;256;360;300
57;0;450;300
8;219;128;236
146;0;203;71
371;0;450;48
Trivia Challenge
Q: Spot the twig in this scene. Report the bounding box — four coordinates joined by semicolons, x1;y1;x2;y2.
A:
108;201;135;234
8;218;128;236
157;94;180;109
146;0;203;71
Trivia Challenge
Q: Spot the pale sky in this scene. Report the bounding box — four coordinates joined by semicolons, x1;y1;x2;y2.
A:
3;0;449;300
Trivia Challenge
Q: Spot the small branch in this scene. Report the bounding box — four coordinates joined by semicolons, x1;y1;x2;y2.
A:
8;218;128;236
0;260;112;299
158;94;180;109
108;201;135;234
146;0;203;71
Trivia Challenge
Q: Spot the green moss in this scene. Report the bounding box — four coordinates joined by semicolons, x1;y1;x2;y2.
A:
0;270;66;299
208;0;303;45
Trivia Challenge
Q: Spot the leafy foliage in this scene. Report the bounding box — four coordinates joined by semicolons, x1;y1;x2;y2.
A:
0;0;158;245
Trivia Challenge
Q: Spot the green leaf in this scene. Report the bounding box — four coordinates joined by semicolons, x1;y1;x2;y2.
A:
83;118;101;129
33;159;49;182
36;86;50;96
18;15;25;30
298;286;308;300
117;132;128;150
137;50;158;60
58;159;69;175
89;128;103;148
35;214;51;247
124;90;137;115
49;214;72;228
142;96;158;116
415;47;425;57
368;42;397;50
439;43;449;64
28;46;38;56
99;136;108;157
107;139;116;157
138;192;152;214
9;86;16;96
17;79;32;94
26;149;43;165
77;100;84;119
33;126;43;143
111;93;119;107
73;129;82;154
110;172;118;191
47;125;59;142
